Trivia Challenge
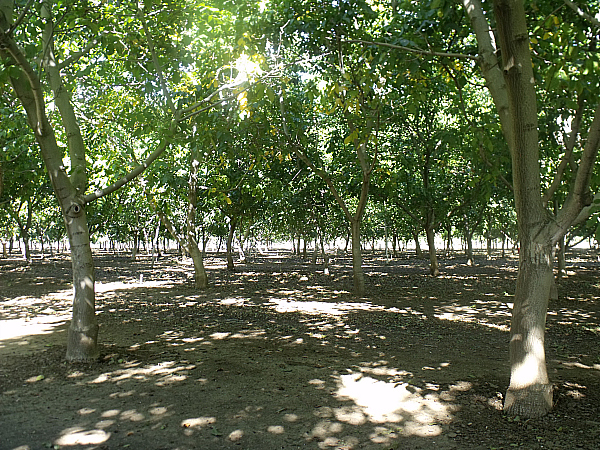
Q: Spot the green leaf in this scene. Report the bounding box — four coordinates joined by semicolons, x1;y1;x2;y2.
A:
266;87;275;103
344;130;358;146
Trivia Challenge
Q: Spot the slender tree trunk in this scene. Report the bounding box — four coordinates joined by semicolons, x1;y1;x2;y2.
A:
188;240;208;288
465;228;474;266
227;217;238;270
320;235;330;275
311;234;319;265
425;226;440;276
350;219;365;296
557;236;566;279
411;231;423;258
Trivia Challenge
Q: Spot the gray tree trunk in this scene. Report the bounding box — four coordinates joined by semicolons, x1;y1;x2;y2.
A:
350;220;365;296
227;217;237;270
425;226;439;276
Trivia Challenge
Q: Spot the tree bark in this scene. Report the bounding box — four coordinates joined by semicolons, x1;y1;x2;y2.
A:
493;0;552;416
64;206;99;361
350;219;365;296
465;228;474;266
503;240;553;416
412;230;423;258
227;216;238;270
425;225;440;276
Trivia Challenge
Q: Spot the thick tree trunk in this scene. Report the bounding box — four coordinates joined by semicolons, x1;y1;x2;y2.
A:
350;219;365;296
493;0;553;417
65;206;99;362
503;239;553;417
425;226;440;276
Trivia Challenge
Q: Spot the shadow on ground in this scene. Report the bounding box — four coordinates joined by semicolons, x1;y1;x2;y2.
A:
0;249;599;449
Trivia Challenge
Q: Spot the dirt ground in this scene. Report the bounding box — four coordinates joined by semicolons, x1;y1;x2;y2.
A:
0;248;599;450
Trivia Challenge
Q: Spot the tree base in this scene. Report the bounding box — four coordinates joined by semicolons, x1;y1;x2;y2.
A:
195;274;208;289
65;323;100;362
504;384;553;418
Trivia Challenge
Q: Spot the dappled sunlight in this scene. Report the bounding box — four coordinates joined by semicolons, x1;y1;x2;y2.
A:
0;315;68;344
269;298;383;316
302;364;465;447
2;251;599;449
0;288;72;320
89;360;195;386
54;428;111;446
0;315;68;354
434;299;512;331
556;361;600;371
95;280;174;293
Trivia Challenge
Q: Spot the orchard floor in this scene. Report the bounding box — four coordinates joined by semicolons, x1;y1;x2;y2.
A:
1;249;599;450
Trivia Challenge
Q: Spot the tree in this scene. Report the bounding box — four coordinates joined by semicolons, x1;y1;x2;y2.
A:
462;0;600;416
0;0;249;361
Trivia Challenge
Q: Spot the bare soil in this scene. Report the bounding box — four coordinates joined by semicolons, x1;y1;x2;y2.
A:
0;249;599;450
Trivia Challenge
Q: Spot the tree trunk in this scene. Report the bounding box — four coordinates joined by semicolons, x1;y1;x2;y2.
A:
493;0;553;417
65;206;99;362
412;231;423;258
503;239;553;417
350;219;365;296
465;228;474;266
311;235;319;265
557;236;566;279
343;231;350;253
320;235;330;275
227;217;238;270
425;226;440;276
188;240;208;289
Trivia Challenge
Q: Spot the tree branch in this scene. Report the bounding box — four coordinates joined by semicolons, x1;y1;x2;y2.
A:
571;192;600;226
6;0;34;35
554;101;600;240
563;0;600;28
542;93;584;206
478;143;514;191
83;118;179;203
462;0;513;153
59;35;105;70
0;32;46;135
345;39;480;61
278;90;353;221
138;8;176;114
